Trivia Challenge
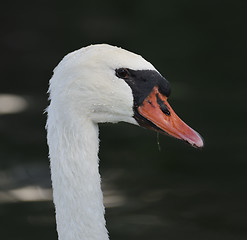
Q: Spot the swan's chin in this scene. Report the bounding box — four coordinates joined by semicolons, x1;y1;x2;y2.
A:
92;112;138;126
134;86;204;148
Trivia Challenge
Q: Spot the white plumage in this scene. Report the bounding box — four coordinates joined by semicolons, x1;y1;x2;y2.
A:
46;44;203;240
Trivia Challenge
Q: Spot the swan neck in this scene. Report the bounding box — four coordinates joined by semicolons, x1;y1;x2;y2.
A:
47;113;108;240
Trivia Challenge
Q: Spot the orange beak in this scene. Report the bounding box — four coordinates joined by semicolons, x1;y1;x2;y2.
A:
137;86;203;148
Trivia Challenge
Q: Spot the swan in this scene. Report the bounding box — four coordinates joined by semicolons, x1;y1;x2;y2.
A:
46;44;203;240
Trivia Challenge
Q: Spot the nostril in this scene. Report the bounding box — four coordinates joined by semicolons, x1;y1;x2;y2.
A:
156;94;170;116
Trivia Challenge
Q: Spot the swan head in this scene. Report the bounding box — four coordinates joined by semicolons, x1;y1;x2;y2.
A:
49;44;203;148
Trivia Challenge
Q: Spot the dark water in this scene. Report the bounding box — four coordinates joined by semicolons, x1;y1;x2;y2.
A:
1;1;247;239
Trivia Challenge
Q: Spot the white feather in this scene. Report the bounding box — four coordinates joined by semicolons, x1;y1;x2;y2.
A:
46;44;156;240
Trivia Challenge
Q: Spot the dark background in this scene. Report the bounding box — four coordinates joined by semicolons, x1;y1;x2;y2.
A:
1;0;246;239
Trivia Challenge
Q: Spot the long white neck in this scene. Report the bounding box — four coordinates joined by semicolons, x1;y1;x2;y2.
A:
47;104;108;240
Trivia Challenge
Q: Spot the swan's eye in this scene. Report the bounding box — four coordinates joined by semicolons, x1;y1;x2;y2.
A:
116;68;129;79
